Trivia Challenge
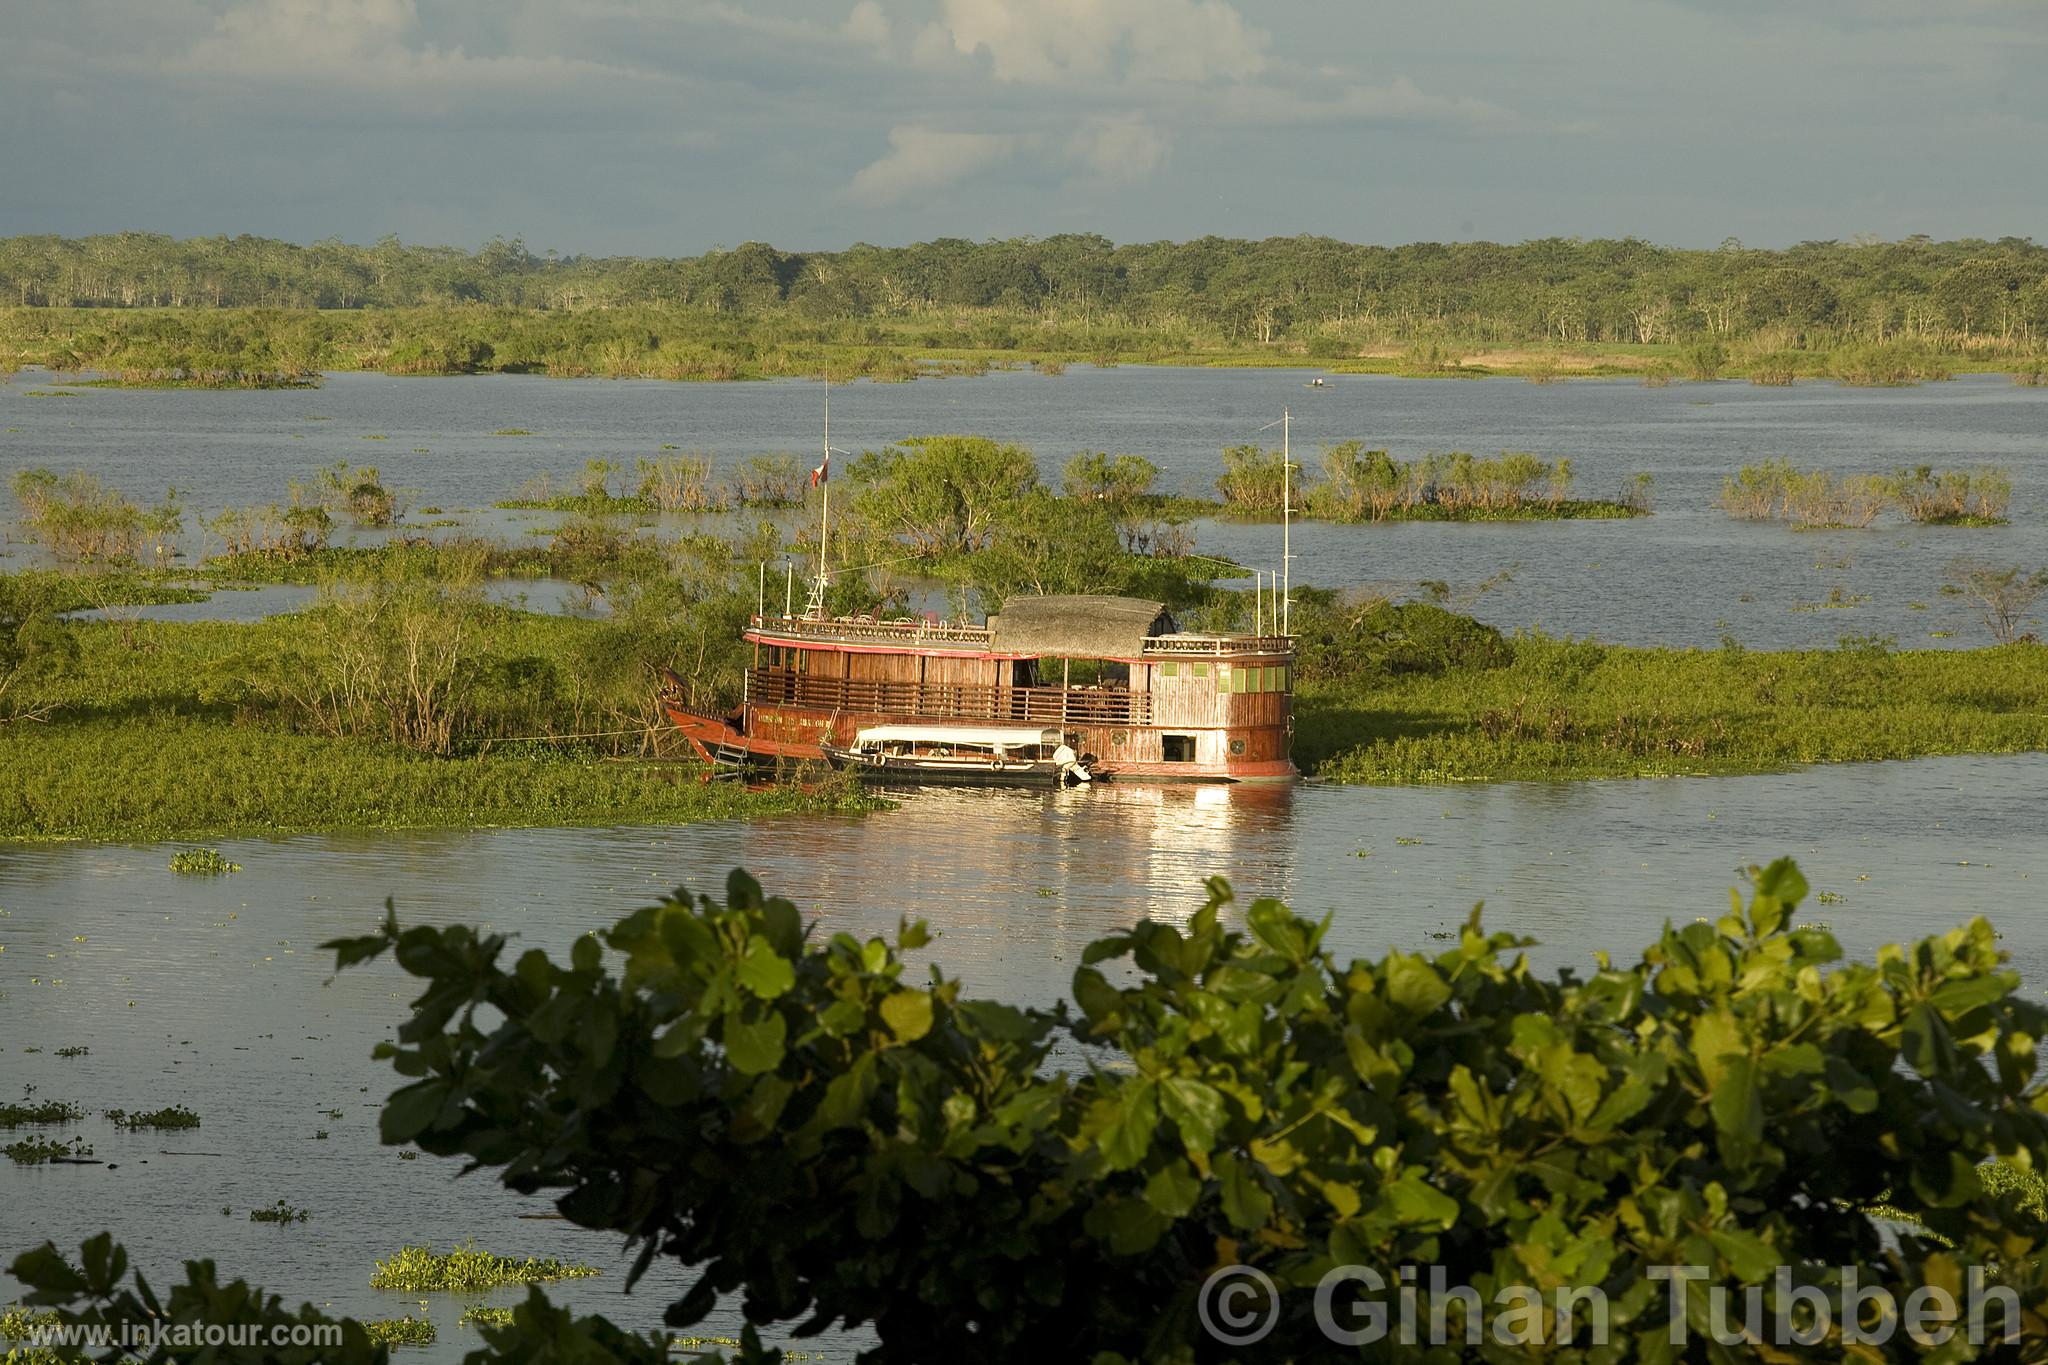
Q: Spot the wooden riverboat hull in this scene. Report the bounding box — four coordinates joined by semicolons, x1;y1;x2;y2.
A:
665;698;1292;783
819;746;1085;786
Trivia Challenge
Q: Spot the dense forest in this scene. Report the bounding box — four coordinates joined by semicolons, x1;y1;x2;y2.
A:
2;232;2045;387
5;231;2046;349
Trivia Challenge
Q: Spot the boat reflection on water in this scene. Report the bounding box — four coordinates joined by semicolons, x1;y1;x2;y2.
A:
739;781;1302;1001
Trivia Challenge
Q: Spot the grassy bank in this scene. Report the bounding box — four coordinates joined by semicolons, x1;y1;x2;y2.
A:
1294;610;2048;782
0;595;870;840
0;719;864;841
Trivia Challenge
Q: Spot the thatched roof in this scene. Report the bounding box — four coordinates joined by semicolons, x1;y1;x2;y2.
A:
988;595;1177;659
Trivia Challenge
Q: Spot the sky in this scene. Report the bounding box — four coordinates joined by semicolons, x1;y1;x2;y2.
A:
3;0;2045;255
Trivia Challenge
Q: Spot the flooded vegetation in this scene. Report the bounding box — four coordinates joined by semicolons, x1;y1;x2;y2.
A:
5;362;2048;1361
369;1245;601;1293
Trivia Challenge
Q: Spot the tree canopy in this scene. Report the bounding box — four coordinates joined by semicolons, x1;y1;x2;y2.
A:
4;231;2046;349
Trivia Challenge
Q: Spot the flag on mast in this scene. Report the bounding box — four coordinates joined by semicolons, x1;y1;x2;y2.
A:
810;452;830;487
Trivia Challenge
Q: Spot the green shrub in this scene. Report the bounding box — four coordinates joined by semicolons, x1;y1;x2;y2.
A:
315;858;2048;1363
1215;442;1292;513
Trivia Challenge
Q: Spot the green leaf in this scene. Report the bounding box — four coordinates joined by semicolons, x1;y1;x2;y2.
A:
1823;1056;1879;1113
1217;1151;1274;1231
1706;1227;1778;1283
880;989;935;1044
1383;1172;1460;1230
817;1052;878;1129
1710;1056;1763;1155
1085;1195;1170;1255
1246;899;1307;960
1100;1082;1158;1172
1142;1160;1202;1218
735;938;795;1000
1159;1076;1226;1153
1386;952;1452;1016
1930;974;2012;1018
381;1079;452;1142
954;999;1038;1042
723;1011;787;1075
1072;967;1125;1028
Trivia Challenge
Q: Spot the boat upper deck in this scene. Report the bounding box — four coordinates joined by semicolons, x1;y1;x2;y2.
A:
747;613;1292;660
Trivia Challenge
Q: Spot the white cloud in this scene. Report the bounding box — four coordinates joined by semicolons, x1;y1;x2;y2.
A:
842;0;892;52
1067;114;1171;180
922;0;1268;85
848;125;1023;203
180;0;634;99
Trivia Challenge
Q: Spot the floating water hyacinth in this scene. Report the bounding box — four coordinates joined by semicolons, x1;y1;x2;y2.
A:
169;848;241;875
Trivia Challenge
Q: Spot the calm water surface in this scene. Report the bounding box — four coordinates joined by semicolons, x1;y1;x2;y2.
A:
6;759;2047;1357
6;367;2048;1356
5;367;2046;648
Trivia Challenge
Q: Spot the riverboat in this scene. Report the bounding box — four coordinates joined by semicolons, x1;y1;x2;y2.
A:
661;593;1296;783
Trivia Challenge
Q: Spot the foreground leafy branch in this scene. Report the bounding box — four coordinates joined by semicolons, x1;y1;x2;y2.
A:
303;860;2048;1361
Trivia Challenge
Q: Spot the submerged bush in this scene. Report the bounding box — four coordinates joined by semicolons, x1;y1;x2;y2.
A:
635;453;723;512
1286;595;1513;682
1215;442;1292;513
317;463;399;527
1885;465;2011;524
731;453;805;507
10;468;181;564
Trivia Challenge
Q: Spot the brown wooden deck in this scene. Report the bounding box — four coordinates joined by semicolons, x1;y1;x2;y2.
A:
745;670;1154;725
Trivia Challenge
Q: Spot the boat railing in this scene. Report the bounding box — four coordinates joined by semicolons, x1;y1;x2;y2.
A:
750;615;996;647
746;671;1153;725
1141;635;1294;657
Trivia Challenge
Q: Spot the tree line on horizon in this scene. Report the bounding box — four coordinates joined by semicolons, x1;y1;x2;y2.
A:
3;230;2046;351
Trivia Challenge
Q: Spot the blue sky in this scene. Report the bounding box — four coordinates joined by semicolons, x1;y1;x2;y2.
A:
4;0;2044;253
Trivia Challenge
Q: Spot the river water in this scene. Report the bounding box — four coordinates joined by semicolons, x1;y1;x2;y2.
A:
6;760;2048;1357
5;367;2048;1357
5;366;2046;649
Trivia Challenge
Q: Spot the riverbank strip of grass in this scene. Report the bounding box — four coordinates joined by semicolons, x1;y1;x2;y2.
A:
1295;632;2048;783
0;719;870;841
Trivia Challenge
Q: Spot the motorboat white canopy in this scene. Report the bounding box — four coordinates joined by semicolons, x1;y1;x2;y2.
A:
852;724;1064;750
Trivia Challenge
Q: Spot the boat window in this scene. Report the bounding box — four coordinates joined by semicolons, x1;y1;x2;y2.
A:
1190;664;1208;679
1159;661;1178;679
1162;734;1196;763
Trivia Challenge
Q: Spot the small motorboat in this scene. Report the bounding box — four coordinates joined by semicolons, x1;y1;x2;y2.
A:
1305;377;1330;388
822;724;1093;786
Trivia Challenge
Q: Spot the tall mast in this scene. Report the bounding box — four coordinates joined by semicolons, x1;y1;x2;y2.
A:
803;380;833;619
1281;406;1292;636
816;382;831;614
